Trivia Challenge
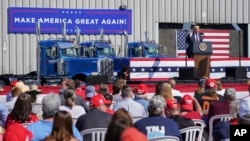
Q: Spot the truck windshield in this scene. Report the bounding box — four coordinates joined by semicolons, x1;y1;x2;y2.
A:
61;48;78;57
144;44;159;56
97;47;115;56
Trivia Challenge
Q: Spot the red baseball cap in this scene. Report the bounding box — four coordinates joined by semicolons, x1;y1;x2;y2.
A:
90;94;109;108
181;94;193;111
205;79;216;89
135;84;147;95
166;99;180;110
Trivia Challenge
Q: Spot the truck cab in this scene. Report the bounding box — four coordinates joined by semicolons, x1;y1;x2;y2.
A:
79;40;116;58
79;40;129;80
39;39;113;85
127;41;160;57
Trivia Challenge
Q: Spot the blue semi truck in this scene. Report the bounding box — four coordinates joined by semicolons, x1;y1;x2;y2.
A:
0;23;114;86
78;30;162;81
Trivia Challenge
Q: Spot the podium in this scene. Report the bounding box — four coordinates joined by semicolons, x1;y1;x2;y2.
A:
193;41;212;78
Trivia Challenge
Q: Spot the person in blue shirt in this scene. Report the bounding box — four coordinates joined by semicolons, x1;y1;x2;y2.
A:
134;95;182;140
27;93;83;141
0;102;8;127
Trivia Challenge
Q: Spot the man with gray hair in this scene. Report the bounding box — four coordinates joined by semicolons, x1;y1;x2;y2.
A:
237;96;250;125
27;93;82;141
134;95;182;140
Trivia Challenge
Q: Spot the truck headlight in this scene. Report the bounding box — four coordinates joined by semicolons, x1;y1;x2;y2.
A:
113;72;118;76
91;72;98;76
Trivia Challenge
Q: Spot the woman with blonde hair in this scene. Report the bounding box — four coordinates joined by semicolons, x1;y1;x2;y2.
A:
44;111;79;141
160;82;175;101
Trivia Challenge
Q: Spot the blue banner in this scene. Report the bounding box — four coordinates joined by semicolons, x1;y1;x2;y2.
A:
8;7;132;34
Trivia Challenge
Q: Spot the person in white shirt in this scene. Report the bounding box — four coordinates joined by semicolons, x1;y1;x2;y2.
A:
169;78;182;97
113;85;147;118
60;89;86;119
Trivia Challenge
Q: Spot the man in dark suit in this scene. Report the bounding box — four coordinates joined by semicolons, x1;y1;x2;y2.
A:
186;25;203;58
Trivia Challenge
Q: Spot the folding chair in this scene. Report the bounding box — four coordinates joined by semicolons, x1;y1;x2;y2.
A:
32;103;43;117
180;126;203;141
208;114;232;141
148;136;180;141
80;128;107;141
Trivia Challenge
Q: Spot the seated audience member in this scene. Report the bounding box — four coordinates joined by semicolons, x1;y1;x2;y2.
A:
85;85;96;106
237;96;250;125
98;83;109;95
111;83;123;106
194;78;224;115
75;94;112;134
216;79;225;96
74;79;86;100
5;93;38;128
43;111;79;141
103;93;115;115
229;100;240;125
166;99;195;129
134;95;182;140
113;85;146;117
3;123;33;141
0;103;8;127
60;89;86;119
194;78;206;96
169;78;182;97
208;87;236;121
166;99;196;141
154;82;163;95
105;108;133;141
5;80;18;102
27;84;42;103
120;127;148;141
180;94;203;120
60;78;90;113
160;82;176;101
27;94;82;141
133;84;150;113
6;82;29;110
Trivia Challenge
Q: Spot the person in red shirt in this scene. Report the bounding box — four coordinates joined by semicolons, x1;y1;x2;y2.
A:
3;123;33;141
103;93;115;115
74;79;86;100
5;93;38;128
180;94;203;120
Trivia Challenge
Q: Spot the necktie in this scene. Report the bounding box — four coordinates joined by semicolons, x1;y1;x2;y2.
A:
196;34;199;42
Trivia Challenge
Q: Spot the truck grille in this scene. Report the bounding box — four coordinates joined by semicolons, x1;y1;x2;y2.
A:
99;58;114;82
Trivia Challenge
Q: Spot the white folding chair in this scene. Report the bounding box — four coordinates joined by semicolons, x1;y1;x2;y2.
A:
148;136;180;141
208;114;232;141
193;119;207;141
32;103;43;117
180;126;203;141
80;128;107;141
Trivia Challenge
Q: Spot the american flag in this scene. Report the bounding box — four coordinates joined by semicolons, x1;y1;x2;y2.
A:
176;29;230;58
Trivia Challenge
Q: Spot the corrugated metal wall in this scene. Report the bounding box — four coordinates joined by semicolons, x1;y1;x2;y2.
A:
0;0;249;75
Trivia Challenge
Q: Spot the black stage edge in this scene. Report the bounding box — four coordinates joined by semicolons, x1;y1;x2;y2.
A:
225;67;247;79
178;68;196;80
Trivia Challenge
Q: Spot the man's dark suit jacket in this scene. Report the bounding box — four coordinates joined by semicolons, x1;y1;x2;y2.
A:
186;32;203;58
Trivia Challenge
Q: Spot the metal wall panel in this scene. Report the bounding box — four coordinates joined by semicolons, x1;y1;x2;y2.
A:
183;0;190;22
243;0;248;23
0;0;249;75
